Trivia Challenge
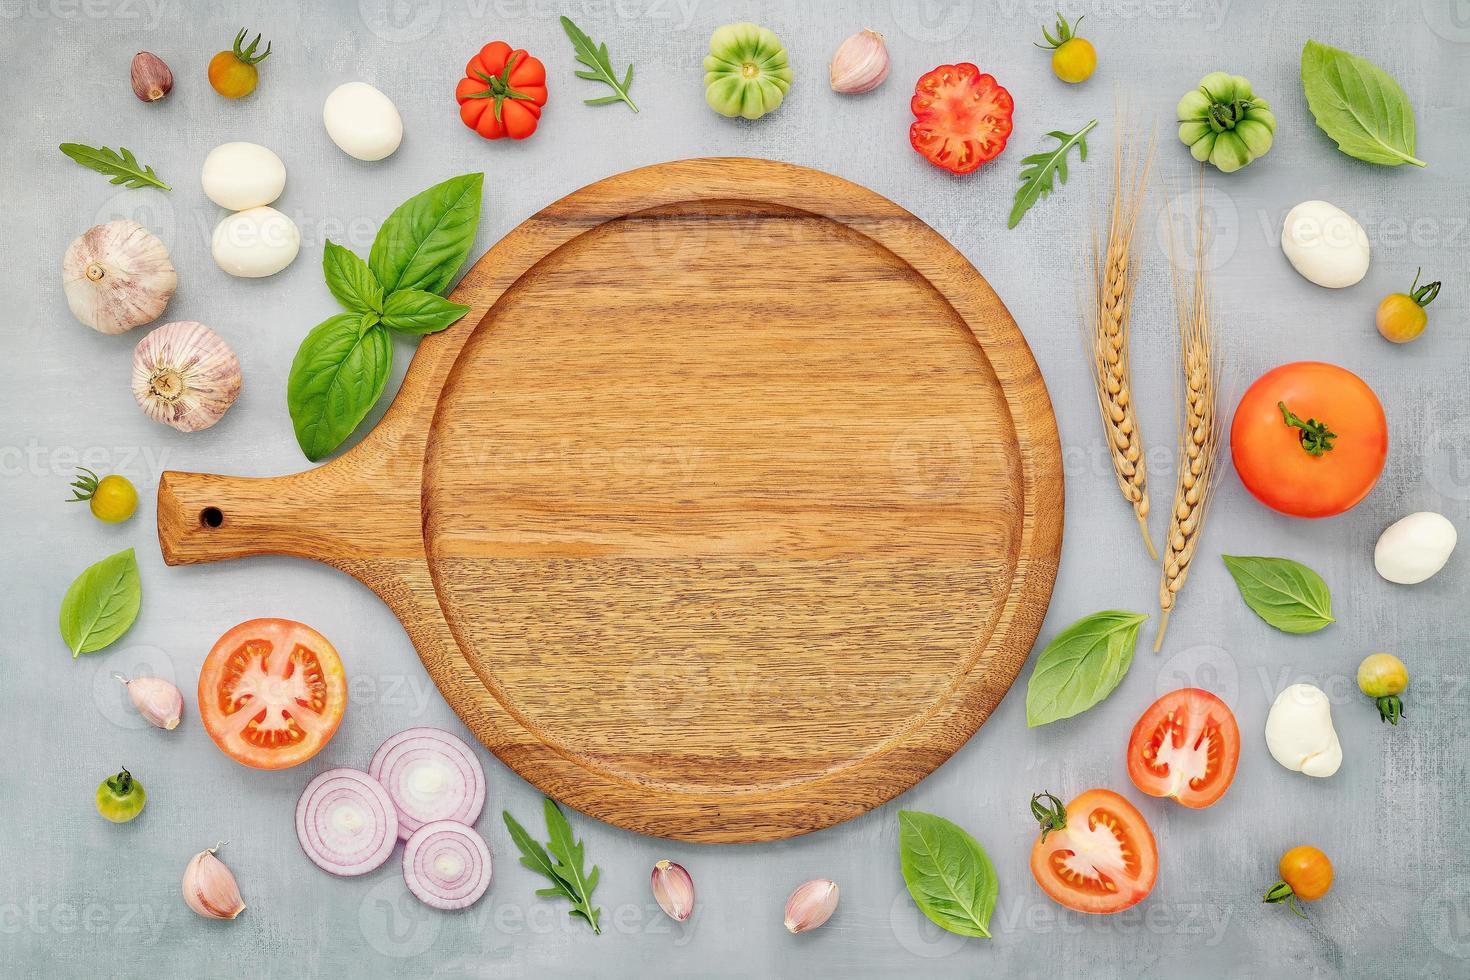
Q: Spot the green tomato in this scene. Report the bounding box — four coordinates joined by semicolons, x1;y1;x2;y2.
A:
96;767;146;823
703;22;792;120
1176;71;1276;173
1357;653;1408;724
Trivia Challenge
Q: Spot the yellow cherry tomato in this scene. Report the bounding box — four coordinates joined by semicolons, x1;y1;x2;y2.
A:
1358;653;1408;724
208;27;271;99
1264;846;1332;917
1376;268;1440;343
1038;13;1096;84
67;468;137;523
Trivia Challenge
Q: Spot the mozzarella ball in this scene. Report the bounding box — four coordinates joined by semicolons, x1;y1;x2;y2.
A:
211;207;300;278
323;82;403;162
201;142;286;210
1281;200;1370;288
1375;512;1457;585
1264;684;1342;778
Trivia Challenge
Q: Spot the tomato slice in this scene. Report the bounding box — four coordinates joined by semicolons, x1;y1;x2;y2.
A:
198;619;347;770
1126;688;1239;809
909;63;1014;174
1029;789;1158;914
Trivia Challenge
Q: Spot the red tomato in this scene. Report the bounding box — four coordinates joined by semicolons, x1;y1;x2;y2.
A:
456;41;548;140
909;63;1014;174
1029;789;1158;914
1231;361;1387;518
198;619;347;770
1127;689;1239;808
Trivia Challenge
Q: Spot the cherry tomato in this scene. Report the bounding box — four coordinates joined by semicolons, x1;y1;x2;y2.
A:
96;767;146;823
208;28;271;99
67;468;137;523
1037;13;1096;84
1029;789;1158;914
1264;845;1332;917
1230;362;1387;518
1127;688;1240;808
1376;269;1440;343
455;41;548;140
909;63;1014;174
198;619;346;770
1357;653;1408;724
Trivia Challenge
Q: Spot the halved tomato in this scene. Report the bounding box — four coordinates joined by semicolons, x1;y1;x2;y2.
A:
909;63;1014;174
198;619;346;770
1029;789;1158;914
1127;688;1239;808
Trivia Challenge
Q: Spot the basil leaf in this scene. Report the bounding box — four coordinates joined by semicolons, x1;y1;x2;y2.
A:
368;172;484;296
1025;610;1147;727
1222;555;1334;634
322;239;383;313
381;289;471;335
287;313;393;462
898;810;998;939
60;548;141;657
1301;40;1425;168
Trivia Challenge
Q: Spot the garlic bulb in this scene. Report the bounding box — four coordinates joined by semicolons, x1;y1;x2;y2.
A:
62;220;176;334
651;860;695;922
132;321;241;432
183;844;246;920
784;879;839;933
116;674;183;730
829;29;889;94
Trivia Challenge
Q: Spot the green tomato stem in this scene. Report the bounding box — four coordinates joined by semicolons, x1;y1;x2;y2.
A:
1408;268;1442;307
1029;790;1068;843
1376;694;1404;724
1278;401;1337;456
1262;881;1308;918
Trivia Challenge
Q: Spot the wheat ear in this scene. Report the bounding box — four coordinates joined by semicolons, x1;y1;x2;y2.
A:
1155;174;1221;653
1089;130;1157;560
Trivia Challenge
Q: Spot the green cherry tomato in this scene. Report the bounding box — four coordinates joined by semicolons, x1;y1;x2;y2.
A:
96;767;146;823
1357;653;1409;724
703;22;792;120
67;468;138;523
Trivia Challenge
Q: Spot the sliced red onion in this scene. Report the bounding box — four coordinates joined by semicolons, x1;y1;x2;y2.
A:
295;767;399;876
369;727;486;840
402;820;492;910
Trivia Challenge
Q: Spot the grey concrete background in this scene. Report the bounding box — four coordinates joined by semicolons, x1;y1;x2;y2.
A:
3;0;1468;977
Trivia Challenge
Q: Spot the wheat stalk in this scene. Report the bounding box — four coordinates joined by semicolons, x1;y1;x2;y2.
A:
1089;129;1157;560
1155;174;1221;653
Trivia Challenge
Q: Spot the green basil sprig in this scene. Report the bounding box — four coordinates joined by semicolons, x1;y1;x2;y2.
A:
898;810;999;939
1025;610;1147;727
288;173;482;461
59;548;141;657
1222;555;1334;634
1301;40;1425;168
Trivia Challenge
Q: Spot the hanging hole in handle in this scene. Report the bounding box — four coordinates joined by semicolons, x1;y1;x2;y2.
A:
199;507;224;529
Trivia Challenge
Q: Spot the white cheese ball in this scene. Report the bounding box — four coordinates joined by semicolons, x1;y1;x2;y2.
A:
1264;684;1342;778
323;82;403;161
1375;511;1457;584
201;142;286;210
1280;200;1370;288
211;206;301;278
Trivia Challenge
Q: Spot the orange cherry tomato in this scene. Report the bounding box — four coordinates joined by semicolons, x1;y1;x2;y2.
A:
198;619;346;770
455;41;547;140
208;28;271;99
1127;689;1240;809
1029;789;1159;914
1230;361;1387;518
1264;845;1333;917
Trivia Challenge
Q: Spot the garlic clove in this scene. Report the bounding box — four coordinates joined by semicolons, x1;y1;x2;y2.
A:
784;878;839;934
131;51;173;102
829;29;889;95
117;674;183;730
651;860;695;922
132;321;241;432
183;844;246;920
62;220;177;334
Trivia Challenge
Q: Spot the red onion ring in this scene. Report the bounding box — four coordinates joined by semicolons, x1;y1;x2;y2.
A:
369;727;486;840
402;820;493;910
295;768;399;876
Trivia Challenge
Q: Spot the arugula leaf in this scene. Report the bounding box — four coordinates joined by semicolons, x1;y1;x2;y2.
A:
59;143;170;190
322;240;384;313
286;313;393;462
1222;555;1334;634
368;173;484;296
1025;610;1148;727
381;289;471;335
503;800;603;934
1301;40;1424;167
59;548;142;657
899;810;998;939
1008;120;1096;229
560;16;639;112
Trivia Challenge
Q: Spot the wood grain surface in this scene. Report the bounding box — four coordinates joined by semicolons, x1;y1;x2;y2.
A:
157;158;1064;842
